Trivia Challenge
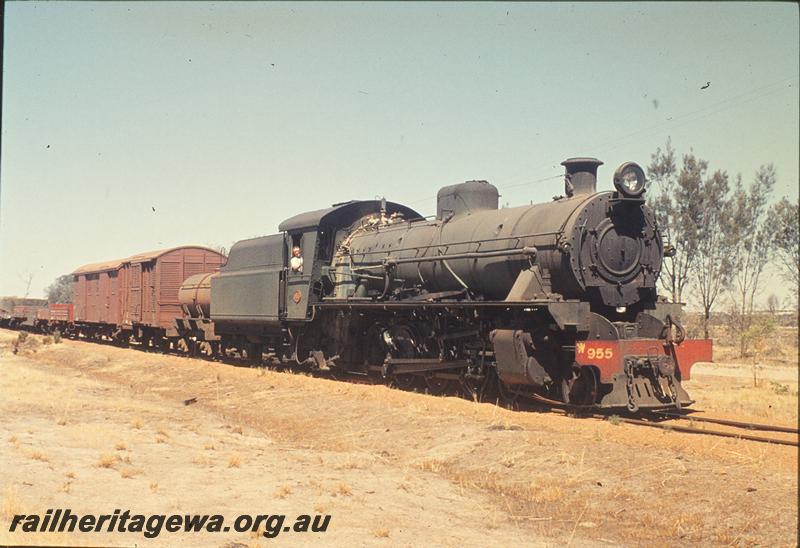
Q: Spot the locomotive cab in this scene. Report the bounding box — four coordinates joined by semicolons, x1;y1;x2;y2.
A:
283;229;317;321
277;200;422;322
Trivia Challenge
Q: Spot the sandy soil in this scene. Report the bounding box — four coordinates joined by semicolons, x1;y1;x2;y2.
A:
693;361;798;382
1;329;797;547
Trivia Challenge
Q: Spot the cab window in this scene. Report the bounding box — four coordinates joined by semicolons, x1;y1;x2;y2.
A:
289;234;304;274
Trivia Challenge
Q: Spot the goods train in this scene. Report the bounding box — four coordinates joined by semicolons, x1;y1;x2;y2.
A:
3;158;712;411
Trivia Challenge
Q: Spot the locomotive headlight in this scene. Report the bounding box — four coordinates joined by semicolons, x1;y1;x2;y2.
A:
613;162;647;198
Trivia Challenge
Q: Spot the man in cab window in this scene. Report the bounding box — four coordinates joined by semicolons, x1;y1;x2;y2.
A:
290;246;303;273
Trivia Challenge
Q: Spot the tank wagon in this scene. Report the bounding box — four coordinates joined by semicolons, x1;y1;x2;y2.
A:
176;158;712;411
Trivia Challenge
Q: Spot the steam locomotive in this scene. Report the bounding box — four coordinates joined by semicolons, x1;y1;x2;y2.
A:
173;158;712;411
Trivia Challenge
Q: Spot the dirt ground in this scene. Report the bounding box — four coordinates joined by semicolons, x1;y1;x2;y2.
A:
1;328;797;547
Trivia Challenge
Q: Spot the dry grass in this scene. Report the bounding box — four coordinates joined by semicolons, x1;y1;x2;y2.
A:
115;441;127;451
155;435;168;444
274;485;292;499
203;442;216;450
96;453;118;469
192;455;213;466
228;454;241;468
371;526;390;538
29;450;49;462
156;427;169;438
417;456;568;520
307;480;325;496
333;456;368;470
65;471;76;479
685;377;798;424
499;452;523;468
149;482;159;493
418;458;447;474
334;483;352;496
119;467;138;479
14;333;40;355
487;418;523;431
1;486;23;521
130;418;144;430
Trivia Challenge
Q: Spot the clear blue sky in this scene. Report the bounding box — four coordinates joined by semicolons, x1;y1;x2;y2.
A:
1;2;798;304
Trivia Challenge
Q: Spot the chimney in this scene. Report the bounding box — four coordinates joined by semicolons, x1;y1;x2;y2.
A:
561;157;603;197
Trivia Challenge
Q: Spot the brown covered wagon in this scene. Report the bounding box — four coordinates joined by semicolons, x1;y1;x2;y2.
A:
72;246;226;343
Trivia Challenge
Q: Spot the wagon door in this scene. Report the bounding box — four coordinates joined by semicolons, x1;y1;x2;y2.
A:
142;263;156;325
87;274;99;323
99;272;110;323
158;256;183;330
130;263;142;323
109;271;119;326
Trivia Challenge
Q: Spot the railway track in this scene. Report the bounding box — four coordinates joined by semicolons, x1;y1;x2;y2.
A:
6;328;798;447
651;410;799;434
526;393;799;447
620;413;799;447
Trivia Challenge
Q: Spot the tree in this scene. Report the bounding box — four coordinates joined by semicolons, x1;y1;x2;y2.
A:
647;140;707;303
767;293;780;314
18;272;34;298
46;274;73;303
688;169;735;339
766;197;799;301
207;243;229;257
728;165;776;356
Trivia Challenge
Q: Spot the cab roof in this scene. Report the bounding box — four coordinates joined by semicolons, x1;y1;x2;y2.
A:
278;200;422;232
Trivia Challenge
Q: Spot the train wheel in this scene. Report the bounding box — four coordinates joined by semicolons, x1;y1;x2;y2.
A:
480;368;500;403
498;380;520;410
244;343;262;364
565;366;599;406
425;374;455;395
366;367;385;385
196;341;210;357
392;373;416;391
461;376;483;402
176;338;189;354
